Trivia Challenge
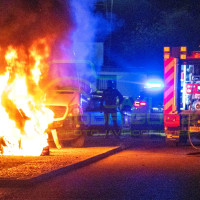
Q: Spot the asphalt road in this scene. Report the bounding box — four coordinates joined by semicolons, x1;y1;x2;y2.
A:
1;137;200;200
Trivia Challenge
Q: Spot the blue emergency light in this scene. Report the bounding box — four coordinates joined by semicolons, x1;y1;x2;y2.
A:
144;80;164;89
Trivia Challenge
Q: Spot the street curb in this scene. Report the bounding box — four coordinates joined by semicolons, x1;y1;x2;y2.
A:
0;143;133;187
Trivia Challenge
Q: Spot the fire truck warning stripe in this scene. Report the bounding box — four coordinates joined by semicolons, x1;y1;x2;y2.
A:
164;57;176;114
164;93;174;106
164;58;174;73
164;94;174;107
165;67;174;81
165;73;174;85
164;105;173;114
164;57;174;69
164;98;174;113
165;63;174;74
164;85;174;99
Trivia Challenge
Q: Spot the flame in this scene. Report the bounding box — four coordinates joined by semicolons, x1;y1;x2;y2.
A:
0;38;54;156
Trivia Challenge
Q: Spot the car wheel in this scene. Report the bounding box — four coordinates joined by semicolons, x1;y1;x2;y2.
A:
71;134;85;148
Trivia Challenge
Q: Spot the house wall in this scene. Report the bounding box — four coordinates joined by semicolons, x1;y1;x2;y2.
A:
97;71;147;98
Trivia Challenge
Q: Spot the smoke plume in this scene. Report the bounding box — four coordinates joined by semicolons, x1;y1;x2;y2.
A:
0;0;110;92
50;0;110;91
0;0;73;48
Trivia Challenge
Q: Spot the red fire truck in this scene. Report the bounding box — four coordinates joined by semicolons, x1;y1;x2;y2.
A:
164;46;200;145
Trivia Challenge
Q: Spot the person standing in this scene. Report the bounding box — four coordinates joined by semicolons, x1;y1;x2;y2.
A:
101;80;123;138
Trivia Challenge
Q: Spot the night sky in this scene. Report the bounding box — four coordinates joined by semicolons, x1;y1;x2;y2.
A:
97;0;200;77
1;0;200;80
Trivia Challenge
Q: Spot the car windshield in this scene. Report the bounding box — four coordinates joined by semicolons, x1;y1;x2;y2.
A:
40;62;80;91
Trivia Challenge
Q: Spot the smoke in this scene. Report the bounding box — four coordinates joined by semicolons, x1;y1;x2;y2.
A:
49;0;111;91
0;0;73;48
71;0;110;72
71;0;98;61
0;0;110;92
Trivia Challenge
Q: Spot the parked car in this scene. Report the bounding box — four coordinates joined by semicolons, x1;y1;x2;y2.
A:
131;94;164;134
82;91;131;135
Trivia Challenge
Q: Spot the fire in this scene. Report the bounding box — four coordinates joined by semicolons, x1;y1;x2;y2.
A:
0;38;54;156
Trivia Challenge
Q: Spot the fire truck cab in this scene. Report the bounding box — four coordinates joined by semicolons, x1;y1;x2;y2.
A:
164;47;200;145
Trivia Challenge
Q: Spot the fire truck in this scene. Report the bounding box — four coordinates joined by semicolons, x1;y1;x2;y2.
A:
164;46;200;145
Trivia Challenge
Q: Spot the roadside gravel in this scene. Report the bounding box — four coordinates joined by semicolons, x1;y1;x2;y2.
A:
0;147;117;180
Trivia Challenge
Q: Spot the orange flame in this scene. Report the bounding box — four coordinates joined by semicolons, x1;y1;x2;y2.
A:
0;38;54;156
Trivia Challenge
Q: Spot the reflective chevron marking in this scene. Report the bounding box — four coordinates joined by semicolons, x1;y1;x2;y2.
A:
164;57;176;114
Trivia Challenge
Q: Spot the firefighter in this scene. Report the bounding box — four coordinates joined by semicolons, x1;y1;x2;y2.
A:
101;80;123;138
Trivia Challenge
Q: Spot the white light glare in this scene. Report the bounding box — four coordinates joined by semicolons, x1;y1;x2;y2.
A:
145;80;164;89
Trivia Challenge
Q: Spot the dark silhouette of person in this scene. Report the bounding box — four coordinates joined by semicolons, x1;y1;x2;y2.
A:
101;80;123;138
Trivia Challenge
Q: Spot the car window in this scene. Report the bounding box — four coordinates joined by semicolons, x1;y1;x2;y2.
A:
86;98;101;111
150;106;163;113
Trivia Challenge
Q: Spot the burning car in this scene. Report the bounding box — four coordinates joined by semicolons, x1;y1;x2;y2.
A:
45;88;85;148
42;60;89;148
0;0;93;155
0;41;55;156
0;54;87;155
